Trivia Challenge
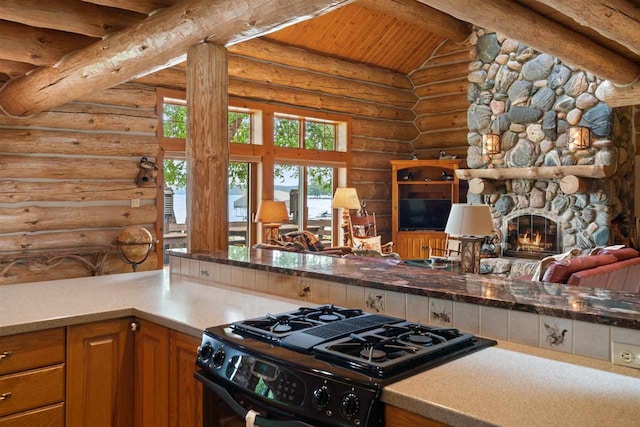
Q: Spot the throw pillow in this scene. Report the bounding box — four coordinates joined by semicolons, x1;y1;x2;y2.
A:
353;235;382;253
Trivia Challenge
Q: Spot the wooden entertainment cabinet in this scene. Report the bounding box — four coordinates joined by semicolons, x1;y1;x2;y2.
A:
390;159;466;260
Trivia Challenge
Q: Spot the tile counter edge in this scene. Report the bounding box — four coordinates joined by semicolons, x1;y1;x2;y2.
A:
168;248;640;330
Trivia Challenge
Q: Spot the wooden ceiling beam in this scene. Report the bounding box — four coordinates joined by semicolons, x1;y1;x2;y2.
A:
0;59;36;77
535;0;640;58
0;20;96;67
0;0;353;117
0;0;146;38
419;0;640;86
81;0;180;15
358;0;470;43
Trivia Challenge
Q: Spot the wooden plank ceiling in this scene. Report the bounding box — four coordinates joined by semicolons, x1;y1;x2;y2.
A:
263;3;447;74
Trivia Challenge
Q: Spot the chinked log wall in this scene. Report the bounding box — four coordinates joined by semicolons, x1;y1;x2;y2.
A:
0;83;159;285
409;40;474;160
136;39;419;241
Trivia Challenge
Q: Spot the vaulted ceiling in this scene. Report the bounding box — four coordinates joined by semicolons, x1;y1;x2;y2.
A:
0;0;639;115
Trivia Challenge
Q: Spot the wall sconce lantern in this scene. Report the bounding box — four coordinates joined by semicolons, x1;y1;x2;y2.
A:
569;126;591;150
483;133;500;155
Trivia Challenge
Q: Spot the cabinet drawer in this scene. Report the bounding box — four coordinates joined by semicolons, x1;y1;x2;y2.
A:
0;365;64;417
0;402;64;427
0;329;64;376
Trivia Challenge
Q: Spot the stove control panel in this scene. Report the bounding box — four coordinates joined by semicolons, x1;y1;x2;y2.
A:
196;333;382;427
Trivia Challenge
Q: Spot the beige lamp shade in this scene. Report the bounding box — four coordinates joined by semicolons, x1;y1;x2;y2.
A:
255;200;289;223
331;187;361;209
445;204;494;237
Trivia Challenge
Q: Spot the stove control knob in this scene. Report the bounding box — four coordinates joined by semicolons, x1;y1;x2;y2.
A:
198;343;214;361
339;393;360;419
312;386;331;410
212;349;226;368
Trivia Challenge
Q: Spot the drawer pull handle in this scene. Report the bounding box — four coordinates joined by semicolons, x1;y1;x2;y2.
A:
0;351;11;361
0;392;11;402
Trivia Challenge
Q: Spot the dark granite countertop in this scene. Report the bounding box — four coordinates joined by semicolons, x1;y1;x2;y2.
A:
169;248;640;330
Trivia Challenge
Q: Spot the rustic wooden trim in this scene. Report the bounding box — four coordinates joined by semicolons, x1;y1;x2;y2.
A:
596;80;640;108
359;0;470;42
456;165;616;180
81;0;178;15
0;20;95;67
227;38;412;89
535;0;640;58
0;0;146;38
422;0;640;86
0;0;353;116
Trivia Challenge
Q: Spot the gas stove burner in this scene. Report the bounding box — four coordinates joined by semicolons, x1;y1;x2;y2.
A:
298;304;364;323
360;348;387;361
319;313;341;322
407;334;433;345
273;323;292;333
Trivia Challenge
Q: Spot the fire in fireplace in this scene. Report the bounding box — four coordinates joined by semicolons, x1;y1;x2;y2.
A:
504;214;561;259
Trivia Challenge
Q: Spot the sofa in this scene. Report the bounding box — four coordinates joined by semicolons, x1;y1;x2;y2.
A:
542;247;640;292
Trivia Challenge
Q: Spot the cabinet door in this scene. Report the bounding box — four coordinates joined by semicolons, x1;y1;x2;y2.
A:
396;232;447;260
168;331;202;427
66;318;134;427
134;320;169;427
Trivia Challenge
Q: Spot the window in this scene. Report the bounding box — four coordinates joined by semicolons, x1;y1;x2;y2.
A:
158;92;350;249
274;113;337;151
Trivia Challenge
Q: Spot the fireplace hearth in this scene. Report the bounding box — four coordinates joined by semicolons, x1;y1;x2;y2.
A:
504;214;560;259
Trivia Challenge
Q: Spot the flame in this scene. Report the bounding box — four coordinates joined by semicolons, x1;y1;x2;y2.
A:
517;231;548;252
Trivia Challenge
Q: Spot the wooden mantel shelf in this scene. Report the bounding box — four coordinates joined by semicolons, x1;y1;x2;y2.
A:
455;164;616;180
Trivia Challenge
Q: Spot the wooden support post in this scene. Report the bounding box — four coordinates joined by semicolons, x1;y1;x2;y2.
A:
186;43;229;252
560;175;589;194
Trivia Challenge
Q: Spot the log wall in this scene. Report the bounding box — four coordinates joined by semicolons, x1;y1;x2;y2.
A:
408;40;474;160
138;40;418;241
0;83;159;285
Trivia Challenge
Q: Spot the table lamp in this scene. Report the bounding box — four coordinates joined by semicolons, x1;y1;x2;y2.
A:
255;200;289;243
332;187;361;246
445;204;494;274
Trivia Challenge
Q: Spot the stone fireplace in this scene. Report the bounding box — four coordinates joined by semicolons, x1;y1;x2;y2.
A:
464;27;635;275
503;210;561;259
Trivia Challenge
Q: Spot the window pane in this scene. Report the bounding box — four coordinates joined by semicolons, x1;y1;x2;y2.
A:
307;167;333;247
305;121;335;150
274;117;300;148
229;112;251;144
229;162;250;247
274;164;301;235
163;159;187;263
163;104;187;138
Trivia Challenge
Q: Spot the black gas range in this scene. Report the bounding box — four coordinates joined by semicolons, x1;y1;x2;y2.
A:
195;304;496;427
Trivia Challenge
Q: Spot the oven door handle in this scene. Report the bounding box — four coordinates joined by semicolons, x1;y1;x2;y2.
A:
195;372;314;427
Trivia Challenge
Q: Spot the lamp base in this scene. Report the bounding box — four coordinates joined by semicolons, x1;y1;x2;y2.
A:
342;211;351;246
264;223;281;243
459;237;484;274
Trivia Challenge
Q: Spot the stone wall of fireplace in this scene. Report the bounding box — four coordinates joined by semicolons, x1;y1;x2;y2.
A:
465;27;635;259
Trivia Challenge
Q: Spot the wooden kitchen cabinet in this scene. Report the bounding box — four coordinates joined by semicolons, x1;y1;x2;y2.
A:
0;328;65;426
395;231;448;260
168;331;202;427
66;318;135;427
386;405;450;427
134;319;170;427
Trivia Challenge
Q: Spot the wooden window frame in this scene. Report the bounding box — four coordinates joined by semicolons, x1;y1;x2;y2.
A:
156;89;352;247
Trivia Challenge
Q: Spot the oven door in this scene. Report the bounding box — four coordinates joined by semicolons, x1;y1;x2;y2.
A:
195;371;314;427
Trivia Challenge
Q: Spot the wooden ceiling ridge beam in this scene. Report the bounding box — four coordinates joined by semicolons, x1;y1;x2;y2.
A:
0;0;354;117
0;0;147;38
358;0;471;43
81;0;179;15
535;0;640;58
418;0;640;86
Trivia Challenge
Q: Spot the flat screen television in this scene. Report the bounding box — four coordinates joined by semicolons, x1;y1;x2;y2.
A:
399;198;451;231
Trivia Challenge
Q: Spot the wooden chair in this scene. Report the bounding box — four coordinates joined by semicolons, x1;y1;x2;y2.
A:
348;213;394;255
428;235;461;261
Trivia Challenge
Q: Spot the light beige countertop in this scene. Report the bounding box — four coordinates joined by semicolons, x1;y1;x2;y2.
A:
1;269;639;426
0;269;301;338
